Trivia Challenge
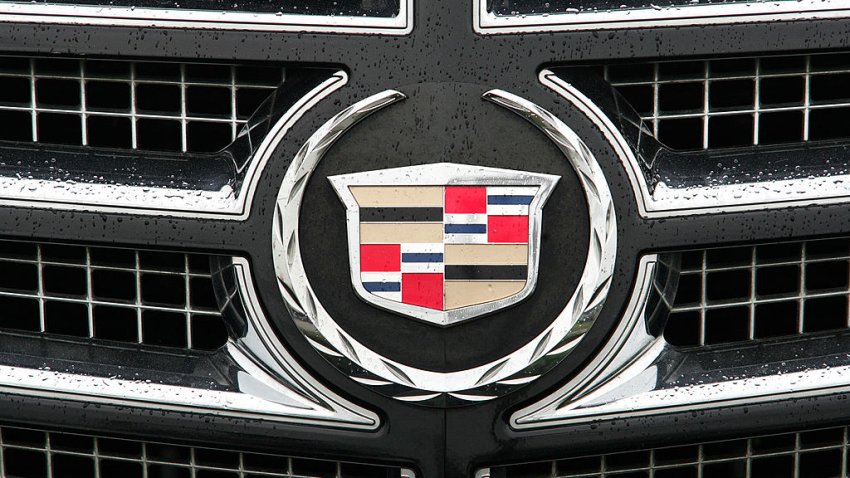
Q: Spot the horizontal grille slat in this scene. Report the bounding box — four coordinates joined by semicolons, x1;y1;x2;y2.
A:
0;425;405;478
488;426;849;478
606;52;850;150
0;57;283;153
665;238;850;347
0;241;227;351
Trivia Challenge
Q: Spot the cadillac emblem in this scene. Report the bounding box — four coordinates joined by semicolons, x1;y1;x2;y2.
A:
272;86;617;404
329;163;559;326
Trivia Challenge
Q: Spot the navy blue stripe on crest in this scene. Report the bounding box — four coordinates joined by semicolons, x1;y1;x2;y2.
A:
401;253;444;263
444;224;487;234
487;195;534;205
363;282;402;292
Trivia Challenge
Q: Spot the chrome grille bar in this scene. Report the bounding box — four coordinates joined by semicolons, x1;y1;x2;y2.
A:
605;53;850;150
666;239;850;347
0;241;225;351
485;425;850;478
0;425;405;477
0;57;283;153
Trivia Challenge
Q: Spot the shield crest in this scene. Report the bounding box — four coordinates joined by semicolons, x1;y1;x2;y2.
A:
329;163;559;326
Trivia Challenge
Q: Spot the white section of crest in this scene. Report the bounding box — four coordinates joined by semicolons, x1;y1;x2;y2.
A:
361;272;401;283
486;186;538;196
401;243;445;254
487;204;529;215
444;234;488;244
373;291;402;301
401;263;444;273
444;214;487;224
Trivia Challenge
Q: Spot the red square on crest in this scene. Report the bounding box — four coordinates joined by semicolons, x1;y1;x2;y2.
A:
445;187;486;214
360;244;401;272
402;273;444;310
488;216;529;243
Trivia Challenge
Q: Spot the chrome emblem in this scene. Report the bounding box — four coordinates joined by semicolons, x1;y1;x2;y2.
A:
329;163;559;326
273;89;617;402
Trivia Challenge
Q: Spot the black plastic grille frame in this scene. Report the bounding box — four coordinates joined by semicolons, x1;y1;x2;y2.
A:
0;424;406;478
664;238;850;347
0;241;227;351
488;425;850;478
606;52;850;150
0;57;283;153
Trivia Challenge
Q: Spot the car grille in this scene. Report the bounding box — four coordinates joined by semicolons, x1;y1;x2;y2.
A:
0;56;284;153
0;424;406;478
664;238;850;347
0;240;227;351
606;52;850;150
486;425;850;478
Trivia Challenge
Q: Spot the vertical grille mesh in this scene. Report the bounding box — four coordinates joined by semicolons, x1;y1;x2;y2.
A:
0;425;406;478
0;241;227;351
605;52;850;150
664;239;850;347
0;57;284;153
488;426;850;478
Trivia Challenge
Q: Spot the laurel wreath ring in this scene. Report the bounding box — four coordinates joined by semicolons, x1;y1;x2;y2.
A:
271;89;617;404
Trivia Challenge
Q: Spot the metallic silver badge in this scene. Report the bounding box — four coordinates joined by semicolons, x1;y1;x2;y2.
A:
328;163;559;327
273;88;616;403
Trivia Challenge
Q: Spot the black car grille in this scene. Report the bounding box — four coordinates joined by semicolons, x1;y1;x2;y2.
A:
607;52;850;151
664;238;850;347
0;424;406;478
0;240;227;351
0;56;283;153
487;425;849;478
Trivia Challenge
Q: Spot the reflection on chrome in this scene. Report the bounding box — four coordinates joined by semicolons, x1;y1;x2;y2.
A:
475;0;850;34
542;69;850;218
0;70;349;219
0;0;412;33
0;257;378;430
272;88;617;404
513;254;850;428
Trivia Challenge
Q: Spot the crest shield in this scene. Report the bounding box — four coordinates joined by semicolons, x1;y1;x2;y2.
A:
329;163;559;326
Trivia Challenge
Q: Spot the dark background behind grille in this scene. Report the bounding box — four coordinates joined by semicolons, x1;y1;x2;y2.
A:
0;57;283;153
607;52;850;150
0;240;227;351
665;239;850;347
490;425;850;478
0;424;405;478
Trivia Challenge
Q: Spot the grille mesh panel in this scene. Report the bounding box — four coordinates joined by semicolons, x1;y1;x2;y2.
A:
0;241;227;351
665;239;850;347
606;52;850;150
0;57;283;153
0;425;404;478
489;426;849;478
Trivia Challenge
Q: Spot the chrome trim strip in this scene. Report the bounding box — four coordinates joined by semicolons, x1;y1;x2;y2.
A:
541;70;850;218
0;0;412;34
0;71;348;220
0;257;378;430
475;0;850;34
272;88;616;402
651;167;850;217
225;257;379;429
513;254;850;429
539;70;653;217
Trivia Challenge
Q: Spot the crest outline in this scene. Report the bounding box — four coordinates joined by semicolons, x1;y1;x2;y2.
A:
329;162;560;326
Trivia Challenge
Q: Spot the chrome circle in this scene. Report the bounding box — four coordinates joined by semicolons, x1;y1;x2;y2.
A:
272;88;617;403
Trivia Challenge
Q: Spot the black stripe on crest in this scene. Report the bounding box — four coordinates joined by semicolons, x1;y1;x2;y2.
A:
359;207;443;222
444;265;528;280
